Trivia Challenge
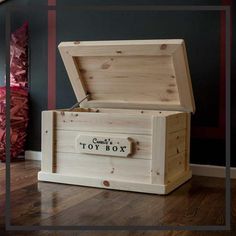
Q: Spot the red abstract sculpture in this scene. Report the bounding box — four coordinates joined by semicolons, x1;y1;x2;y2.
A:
0;22;29;161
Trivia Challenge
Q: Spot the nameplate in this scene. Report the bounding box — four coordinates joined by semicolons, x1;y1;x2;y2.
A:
75;135;132;157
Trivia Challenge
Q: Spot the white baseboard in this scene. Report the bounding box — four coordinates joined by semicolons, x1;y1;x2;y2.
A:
190;164;236;179
25;150;236;179
25;150;42;161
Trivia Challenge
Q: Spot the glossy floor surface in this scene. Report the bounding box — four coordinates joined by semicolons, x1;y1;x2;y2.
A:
0;160;235;235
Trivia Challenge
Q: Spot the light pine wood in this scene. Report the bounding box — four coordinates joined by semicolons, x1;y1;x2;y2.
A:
55;111;152;135
82;101;183;111
182;41;196;113
185;113;191;171
88;108;182;116
172;43;195;113
38;170;192;195
166;129;186;157
39;39;195;195
75;134;133;157
40;108;192;194
54;152;152;184
58;39;183;57
58;39;195;112
55;130;152;160
75;55;179;105
167;152;186;182
41;111;55;173
58;45;87;102
166;113;187;133
151;116;166;184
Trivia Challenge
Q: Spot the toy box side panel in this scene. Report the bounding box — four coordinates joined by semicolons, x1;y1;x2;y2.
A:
165;113;191;182
53;111;154;184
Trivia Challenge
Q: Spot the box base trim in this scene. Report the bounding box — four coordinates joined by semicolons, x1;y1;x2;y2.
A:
38;171;192;195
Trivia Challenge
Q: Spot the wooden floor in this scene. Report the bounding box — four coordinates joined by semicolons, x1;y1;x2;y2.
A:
0;160;235;236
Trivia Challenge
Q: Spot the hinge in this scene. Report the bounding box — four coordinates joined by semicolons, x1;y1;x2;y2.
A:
69;93;90;110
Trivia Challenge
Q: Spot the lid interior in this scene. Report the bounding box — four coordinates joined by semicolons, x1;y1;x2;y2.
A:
58;39;195;112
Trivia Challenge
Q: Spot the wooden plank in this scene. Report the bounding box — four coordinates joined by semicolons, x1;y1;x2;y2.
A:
58;39;183;57
58;39;195;112
38;171;167;194
41;111;55;173
82;101;183;111
55;130;152;160
94;108;182;116
185;113;191;171
54;152;152;184
166;129;186;157
165;170;192;194
58;45;87;102
55;111;152;135
172;43;195;113
151;116;166;184
167;152;186;182
166;113;187;133
182;41;196;113
75;55;179;105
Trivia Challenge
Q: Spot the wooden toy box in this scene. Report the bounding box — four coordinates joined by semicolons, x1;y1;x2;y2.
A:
38;39;195;194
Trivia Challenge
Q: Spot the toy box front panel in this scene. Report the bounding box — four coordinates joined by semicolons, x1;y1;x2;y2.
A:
54;110;152;184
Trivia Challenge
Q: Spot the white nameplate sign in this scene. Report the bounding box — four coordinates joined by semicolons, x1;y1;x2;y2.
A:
75;135;132;157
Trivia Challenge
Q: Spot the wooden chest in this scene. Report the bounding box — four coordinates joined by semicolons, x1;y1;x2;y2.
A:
38;39;195;194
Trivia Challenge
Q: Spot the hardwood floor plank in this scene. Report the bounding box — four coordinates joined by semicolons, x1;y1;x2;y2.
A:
0;160;235;236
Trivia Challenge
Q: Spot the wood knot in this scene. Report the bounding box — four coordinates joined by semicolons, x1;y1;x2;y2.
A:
116;50;122;54
74;41;80;44
161;98;170;102
103;180;110;187
160;44;167;50
166;89;174;94
101;63;111;69
80;68;86;73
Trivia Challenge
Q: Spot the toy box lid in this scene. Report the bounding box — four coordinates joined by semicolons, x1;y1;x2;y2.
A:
58;39;195;113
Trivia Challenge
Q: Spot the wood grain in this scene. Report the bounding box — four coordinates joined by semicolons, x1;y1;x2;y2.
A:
58;39;195;112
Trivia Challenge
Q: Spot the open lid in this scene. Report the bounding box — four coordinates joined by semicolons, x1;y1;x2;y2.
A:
58;39;195;113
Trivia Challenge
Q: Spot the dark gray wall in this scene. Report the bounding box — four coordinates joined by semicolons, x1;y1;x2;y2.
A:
0;0;234;166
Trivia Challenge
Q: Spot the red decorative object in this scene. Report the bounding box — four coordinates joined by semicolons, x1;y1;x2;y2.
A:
10;22;28;88
0;87;29;161
0;22;29;162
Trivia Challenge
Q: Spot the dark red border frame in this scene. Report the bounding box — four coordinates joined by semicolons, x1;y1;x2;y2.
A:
47;0;232;139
